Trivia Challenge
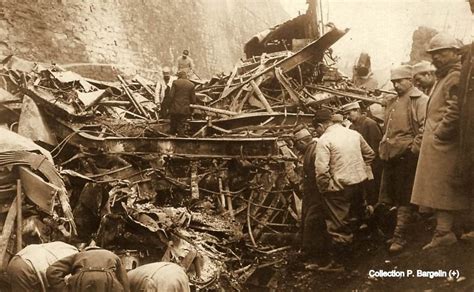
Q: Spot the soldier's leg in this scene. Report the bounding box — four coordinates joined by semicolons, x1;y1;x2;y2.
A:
389;153;418;252
319;187;354;271
169;114;178;135
176;114;187;136
423;210;458;249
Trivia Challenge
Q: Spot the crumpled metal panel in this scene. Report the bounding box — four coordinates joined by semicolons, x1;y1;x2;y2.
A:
0;88;19;103
0;128;53;161
18;95;58;146
18;166;57;214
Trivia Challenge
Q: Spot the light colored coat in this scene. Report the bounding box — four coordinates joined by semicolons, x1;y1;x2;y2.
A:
11;242;78;292
411;63;470;210
128;262;190;292
315;123;375;193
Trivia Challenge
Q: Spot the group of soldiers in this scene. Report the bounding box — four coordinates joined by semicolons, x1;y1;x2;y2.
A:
296;32;473;272
7;241;190;292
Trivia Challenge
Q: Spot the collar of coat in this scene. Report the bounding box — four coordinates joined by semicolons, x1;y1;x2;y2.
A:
405;86;425;99
435;61;462;79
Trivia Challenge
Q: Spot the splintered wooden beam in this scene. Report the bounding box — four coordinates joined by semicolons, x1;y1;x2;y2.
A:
16;180;22;252
250;80;274;113
222;62;240;95
117;75;150;119
190;104;238;116
0;196;18;271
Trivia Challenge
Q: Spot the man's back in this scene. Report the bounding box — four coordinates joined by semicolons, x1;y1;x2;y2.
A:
316;124;374;191
8;241;78;292
169;78;195;115
128;262;190;292
18;242;78;269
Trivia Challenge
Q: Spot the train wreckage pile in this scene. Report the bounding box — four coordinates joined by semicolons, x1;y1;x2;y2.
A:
0;28;383;289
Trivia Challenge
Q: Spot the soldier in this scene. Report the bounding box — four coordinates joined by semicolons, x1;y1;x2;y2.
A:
169;71;196;136
411;33;471;249
341;101;383;206
352;52;379;91
176;50;195;76
128;262;190;292
314;109;375;271
293;127;326;261
157;66;175;118
7;241;78;292
378;64;429;253
413;60;436;95
46;246;130;292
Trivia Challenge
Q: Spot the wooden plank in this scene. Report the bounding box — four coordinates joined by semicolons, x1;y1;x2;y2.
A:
222;63;240;96
118;75;150;119
251;81;274;113
306;85;383;105
16;180;22;252
0;196;18;271
190;104;238;116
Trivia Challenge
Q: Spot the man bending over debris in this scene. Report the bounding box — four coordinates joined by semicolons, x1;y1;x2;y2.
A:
46;245;130;292
128;262;190;292
7;241;79;292
169;71;196;136
314;109;375;271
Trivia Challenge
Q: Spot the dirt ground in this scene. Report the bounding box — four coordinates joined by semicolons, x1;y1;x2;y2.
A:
245;219;474;291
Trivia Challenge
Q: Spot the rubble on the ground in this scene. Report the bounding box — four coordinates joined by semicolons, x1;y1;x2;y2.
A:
0;27;386;289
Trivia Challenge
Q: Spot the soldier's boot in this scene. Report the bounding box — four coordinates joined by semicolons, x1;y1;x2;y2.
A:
423;210;458;250
388;206;412;253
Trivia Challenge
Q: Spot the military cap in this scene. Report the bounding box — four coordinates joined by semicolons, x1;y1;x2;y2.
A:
313;109;333;124
340;101;361;112
390;65;413;81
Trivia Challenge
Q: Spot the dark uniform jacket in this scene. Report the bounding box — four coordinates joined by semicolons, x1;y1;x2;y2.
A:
301;139;326;254
46;248;130;292
350;116;383;204
350;116;382;157
379;87;429;160
169;78;196;115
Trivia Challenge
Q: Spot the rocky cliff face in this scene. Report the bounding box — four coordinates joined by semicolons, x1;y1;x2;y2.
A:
0;0;289;80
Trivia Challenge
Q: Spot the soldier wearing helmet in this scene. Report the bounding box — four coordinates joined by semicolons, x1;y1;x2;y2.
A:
413;60;436;95
411;33;469;250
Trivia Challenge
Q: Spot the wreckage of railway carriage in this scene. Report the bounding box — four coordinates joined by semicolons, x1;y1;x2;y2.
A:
0;3;384;289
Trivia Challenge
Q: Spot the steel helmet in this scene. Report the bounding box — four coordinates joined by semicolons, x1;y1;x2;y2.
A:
426;33;460;53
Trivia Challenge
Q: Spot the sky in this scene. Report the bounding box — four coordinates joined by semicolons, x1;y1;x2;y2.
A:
279;0;472;87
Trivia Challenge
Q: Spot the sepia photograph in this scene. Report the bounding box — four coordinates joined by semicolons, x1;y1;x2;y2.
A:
0;0;472;291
